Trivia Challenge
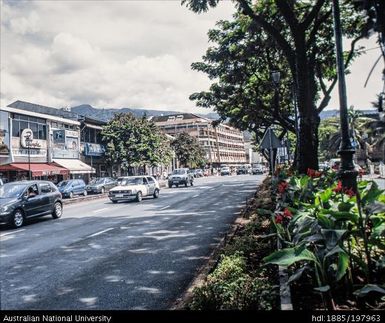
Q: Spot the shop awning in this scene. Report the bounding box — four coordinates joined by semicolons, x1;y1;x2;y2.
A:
0;163;69;176
53;159;95;174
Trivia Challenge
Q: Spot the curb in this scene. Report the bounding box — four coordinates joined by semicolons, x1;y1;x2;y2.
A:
279;266;293;310
170;216;249;310
62;193;108;205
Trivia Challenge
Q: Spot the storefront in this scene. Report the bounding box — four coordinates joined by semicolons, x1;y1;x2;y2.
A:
52;158;95;183
0;162;68;183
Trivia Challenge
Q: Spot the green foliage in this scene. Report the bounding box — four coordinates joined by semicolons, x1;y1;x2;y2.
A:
267;167;385;307
101;113;173;168
184;0;366;172
171;132;207;168
189;253;276;310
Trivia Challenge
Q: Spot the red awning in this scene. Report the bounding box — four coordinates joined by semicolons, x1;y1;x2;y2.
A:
0;163;69;176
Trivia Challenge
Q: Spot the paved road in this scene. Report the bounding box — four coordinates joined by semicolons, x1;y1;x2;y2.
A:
0;175;264;310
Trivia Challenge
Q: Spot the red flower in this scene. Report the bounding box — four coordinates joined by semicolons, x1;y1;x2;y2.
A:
333;181;343;193
283;208;293;218
275;214;283;224
307;168;315;177
278;181;289;193
343;187;356;198
307;168;322;178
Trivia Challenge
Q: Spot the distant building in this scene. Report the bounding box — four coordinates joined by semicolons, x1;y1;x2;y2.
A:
152;113;247;166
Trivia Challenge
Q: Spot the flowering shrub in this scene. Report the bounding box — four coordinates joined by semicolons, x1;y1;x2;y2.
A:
262;167;385;309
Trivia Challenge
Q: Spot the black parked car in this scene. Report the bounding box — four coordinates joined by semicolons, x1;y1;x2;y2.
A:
0;181;63;228
86;177;117;194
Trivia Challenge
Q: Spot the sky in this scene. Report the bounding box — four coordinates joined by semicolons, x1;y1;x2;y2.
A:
1;0;384;113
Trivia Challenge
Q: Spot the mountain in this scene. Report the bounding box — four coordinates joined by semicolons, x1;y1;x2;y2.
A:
320;109;378;119
71;104;219;121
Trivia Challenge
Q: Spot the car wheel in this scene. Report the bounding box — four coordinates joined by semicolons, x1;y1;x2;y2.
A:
12;209;24;228
168;183;172;188
101;187;105;194
111;200;118;204
69;191;74;199
176;184;179;188
136;191;142;202
52;202;62;219
153;189;159;198
83;190;87;196
185;181;188;187
191;181;194;186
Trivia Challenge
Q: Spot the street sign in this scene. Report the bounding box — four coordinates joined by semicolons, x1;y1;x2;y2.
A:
259;128;282;150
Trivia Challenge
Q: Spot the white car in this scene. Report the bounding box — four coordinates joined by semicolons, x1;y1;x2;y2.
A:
108;176;160;203
168;168;194;188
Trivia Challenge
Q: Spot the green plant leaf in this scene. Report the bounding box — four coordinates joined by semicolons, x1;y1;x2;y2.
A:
372;223;385;238
336;250;349;281
338;202;354;212
263;246;317;267
353;284;385;297
321;229;347;250
361;182;384;205
317;213;333;229
322;210;358;223
319;188;333;203
287;266;309;284
314;285;330;293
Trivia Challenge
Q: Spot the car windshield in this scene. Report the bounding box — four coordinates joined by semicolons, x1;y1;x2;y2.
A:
57;181;69;187
90;178;105;185
173;169;186;175
0;183;26;198
119;178;143;186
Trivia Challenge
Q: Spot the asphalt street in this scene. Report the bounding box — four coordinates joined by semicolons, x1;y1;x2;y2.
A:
0;174;264;310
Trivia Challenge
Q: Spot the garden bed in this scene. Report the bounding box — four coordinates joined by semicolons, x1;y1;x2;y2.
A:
261;168;385;310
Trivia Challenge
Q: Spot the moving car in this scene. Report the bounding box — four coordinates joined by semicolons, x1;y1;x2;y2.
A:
109;176;160;203
252;164;264;174
0;180;63;228
57;179;87;198
168;168;194;188
86;177;117;194
220;166;231;176
237;165;250;175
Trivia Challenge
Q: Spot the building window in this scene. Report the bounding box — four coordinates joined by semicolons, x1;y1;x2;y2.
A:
11;115;47;140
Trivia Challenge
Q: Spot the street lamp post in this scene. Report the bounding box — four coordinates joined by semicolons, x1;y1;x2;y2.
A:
271;70;280;172
332;0;358;190
25;134;32;180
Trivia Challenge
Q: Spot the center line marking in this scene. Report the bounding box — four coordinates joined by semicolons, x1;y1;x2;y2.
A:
192;194;199;198
160;205;170;210
92;207;109;213
87;228;114;238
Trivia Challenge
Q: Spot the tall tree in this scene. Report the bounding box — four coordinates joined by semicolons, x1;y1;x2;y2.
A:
101;113;173;173
183;0;365;173
171;132;207;168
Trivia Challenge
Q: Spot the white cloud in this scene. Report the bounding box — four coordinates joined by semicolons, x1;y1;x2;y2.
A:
0;0;382;114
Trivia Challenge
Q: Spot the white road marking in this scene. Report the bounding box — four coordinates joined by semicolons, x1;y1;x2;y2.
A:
192;194;199;198
160;205;170;210
86;228;114;238
0;229;26;237
92;207;109;213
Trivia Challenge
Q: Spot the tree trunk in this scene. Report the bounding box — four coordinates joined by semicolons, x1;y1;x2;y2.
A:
294;43;320;173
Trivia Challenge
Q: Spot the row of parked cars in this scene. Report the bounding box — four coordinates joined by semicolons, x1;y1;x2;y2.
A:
0;169;195;228
0;174;162;228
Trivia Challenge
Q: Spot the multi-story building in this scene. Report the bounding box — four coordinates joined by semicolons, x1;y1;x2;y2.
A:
0;101;101;183
152;113;247;166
